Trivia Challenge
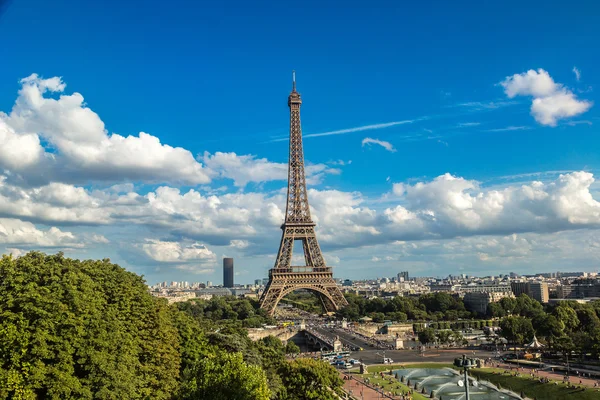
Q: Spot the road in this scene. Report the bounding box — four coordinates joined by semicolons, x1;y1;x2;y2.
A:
308;325;497;365
311;326;374;350
277;307;498;366
355;348;497;365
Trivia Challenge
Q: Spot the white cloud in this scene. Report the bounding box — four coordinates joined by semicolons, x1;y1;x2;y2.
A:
229;239;249;249
499;68;592;126
573;66;581;81
301;120;416;140
269;120;419;142
174;265;215;275
2;169;600;256
486;126;530;132
0;120;44;171
142;239;216;264
0;218;80;247
457;122;481;127
500;69;558;98
361;137;396;152
90;234;110;244
455;101;517;110
531;92;592;126
1;74;210;185
6;248;24;257
201;151;340;187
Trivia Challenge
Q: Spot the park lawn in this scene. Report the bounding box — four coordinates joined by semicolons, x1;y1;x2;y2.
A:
368;362;453;373
470;369;600;400
367;376;428;400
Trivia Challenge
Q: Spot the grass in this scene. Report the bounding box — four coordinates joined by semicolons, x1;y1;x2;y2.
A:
365;375;428;400
350;364;451;400
470;368;600;400
367;362;453;373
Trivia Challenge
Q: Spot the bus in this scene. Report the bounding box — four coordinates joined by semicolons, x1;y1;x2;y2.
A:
321;351;351;359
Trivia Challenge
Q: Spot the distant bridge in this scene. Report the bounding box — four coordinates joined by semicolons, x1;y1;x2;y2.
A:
303;328;334;350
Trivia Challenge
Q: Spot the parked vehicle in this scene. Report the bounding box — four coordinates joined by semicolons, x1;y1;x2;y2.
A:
383;357;394;364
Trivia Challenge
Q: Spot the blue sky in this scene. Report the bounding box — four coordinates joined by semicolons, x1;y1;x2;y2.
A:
0;0;599;284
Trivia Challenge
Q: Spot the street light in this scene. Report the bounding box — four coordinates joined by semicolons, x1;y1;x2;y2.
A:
454;354;477;400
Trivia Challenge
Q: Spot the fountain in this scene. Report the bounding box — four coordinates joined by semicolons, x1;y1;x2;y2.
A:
393;368;523;399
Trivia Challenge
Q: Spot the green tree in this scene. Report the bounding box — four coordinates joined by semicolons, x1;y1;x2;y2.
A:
553;305;580;334
179;351;270;400
0;252;180;400
499;316;534;347
537;314;564;342
436;330;452;345
285;341;301;355
450;330;464;346
369;312;386;323
279;358;343;400
418;328;436;345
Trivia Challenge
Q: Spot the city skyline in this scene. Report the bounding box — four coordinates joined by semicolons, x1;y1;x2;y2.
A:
1;1;600;284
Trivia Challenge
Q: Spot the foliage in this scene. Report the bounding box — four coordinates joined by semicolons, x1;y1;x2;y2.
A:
337;292;475;322
278;358;343;400
418;328;436;345
285;341;301;354
499;316;534;345
280;291;323;314
0;252;345;400
175;297;275;328
178;351;271;400
0;252;180;400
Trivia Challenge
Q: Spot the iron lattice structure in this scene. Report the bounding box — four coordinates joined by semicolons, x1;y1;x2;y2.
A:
259;73;348;316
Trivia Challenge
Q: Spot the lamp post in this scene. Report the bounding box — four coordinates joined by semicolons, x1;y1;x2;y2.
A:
454;354;476;400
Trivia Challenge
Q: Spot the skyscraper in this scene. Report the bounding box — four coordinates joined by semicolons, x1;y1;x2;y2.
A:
223;258;234;288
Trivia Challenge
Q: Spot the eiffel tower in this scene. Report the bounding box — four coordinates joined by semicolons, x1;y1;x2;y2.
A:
259;72;348;316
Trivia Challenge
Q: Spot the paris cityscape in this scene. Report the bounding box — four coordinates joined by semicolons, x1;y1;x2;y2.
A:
1;1;600;400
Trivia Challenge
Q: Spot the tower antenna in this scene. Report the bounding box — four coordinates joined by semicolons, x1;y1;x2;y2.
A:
292;70;296;91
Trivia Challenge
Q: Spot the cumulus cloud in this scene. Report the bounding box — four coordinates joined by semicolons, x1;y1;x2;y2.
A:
90;234;110;244
499;68;592;126
0;218;80;247
142;239;216;264
0;73;344;193
0;74;210;185
361;137;396;152
0;120;44;170
202;152;340;187
2;170;600;254
229;239;249;249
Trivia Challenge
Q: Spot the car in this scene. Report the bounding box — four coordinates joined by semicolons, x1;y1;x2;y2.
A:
383;358;394;364
349;359;359;364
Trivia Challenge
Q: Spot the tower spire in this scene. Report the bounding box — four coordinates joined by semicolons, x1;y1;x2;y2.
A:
292;70;296;92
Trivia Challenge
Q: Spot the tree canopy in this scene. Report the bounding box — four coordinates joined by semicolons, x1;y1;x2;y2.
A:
0;252;180;400
278;358;344;400
0;252;343;400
